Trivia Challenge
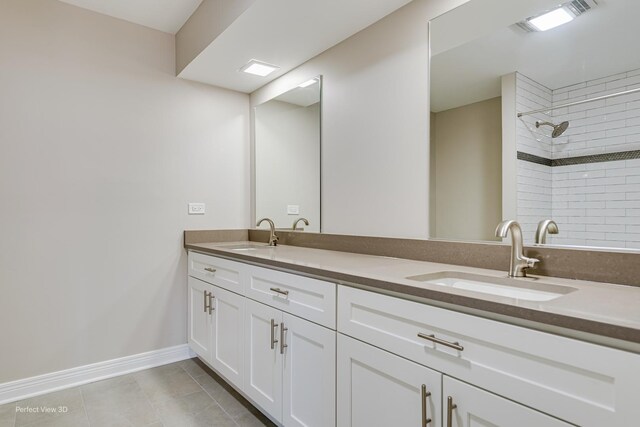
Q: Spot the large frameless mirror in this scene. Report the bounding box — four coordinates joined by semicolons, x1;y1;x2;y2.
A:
430;0;640;250
254;76;321;232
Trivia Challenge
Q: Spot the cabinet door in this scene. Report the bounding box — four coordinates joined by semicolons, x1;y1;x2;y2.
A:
337;334;442;427
244;298;283;422
210;285;244;390
282;313;336;427
188;277;213;362
443;376;572;427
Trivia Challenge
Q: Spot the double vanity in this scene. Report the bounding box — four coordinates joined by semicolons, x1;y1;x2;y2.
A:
185;237;640;427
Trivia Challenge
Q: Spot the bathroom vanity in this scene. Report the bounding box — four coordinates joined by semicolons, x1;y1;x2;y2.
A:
185;241;640;427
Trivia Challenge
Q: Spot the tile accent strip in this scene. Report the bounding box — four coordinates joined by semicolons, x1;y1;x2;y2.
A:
517;150;640;167
517;151;552;166
552;150;640;166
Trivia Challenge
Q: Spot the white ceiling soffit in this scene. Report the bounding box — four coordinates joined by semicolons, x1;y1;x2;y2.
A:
429;0;559;56
431;0;640;112
57;0;203;34
178;0;414;93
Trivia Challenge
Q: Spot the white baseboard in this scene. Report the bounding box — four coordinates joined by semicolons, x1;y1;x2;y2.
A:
0;344;194;405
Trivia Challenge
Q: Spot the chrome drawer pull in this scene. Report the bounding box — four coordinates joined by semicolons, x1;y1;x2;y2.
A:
270;319;279;349
270;287;289;296
204;267;216;273
280;322;288;354
208;293;214;314
447;396;457;427
417;333;464;351
421;384;432;426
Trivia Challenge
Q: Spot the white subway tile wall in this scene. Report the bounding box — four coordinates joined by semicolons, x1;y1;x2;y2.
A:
516;73;553;239
553;69;640;158
515;71;640;247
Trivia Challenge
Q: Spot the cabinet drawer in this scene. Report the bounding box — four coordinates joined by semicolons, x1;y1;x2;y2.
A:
245;265;336;329
188;252;244;293
338;285;640;427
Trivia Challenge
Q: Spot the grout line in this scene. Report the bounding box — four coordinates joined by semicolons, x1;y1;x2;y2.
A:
78;387;91;427
134;366;165;427
179;361;241;426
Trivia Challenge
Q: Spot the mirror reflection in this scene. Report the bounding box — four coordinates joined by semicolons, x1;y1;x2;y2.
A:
430;0;640;249
254;76;321;232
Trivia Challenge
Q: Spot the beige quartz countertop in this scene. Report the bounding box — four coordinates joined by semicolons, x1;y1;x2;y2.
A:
186;241;640;349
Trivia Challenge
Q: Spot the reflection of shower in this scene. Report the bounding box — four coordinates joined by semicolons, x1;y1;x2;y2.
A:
535;120;569;138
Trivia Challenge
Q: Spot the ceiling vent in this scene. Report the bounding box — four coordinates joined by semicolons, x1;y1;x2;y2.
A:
567;0;598;16
517;0;598;32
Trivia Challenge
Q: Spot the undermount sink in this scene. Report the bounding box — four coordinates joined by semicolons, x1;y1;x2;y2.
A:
406;272;576;302
223;243;273;252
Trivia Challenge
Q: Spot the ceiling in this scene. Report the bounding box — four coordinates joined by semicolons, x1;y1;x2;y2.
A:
177;0;414;93
273;82;321;107
430;0;640;112
57;0;203;34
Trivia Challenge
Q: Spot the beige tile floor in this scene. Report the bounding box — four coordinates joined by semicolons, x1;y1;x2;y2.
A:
0;359;275;427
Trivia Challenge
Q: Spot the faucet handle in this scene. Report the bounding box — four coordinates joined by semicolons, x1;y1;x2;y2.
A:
526;257;540;269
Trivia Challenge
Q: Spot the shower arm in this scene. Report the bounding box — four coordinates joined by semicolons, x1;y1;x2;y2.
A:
517;87;640;118
536;121;554;127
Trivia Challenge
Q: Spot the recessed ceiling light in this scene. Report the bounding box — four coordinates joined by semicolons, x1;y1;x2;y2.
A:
298;79;317;88
240;59;279;77
517;1;597;33
528;7;574;31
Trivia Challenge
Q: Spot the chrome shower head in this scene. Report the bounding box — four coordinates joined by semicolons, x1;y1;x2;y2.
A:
536;120;569;138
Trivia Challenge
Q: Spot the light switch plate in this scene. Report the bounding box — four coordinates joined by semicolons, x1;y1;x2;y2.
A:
188;203;206;215
287;205;299;215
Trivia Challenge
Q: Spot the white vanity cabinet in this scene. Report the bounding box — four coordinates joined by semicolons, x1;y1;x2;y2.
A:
244;298;336;427
337;334;570;427
244;298;284;420
337;334;442;427
244;263;336;329
209;285;245;388
188;250;640;427
188;251;243;292
281;311;336;427
443;376;571;427
338;285;640;427
187;276;245;390
188;251;336;427
187;276;213;359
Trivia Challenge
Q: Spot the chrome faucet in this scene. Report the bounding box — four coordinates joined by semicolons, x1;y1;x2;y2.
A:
495;220;539;278
292;218;309;231
256;218;279;246
535;220;559;244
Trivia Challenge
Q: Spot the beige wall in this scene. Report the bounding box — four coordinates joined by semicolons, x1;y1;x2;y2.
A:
429;112;438;235
431;97;502;241
0;0;249;383
251;0;468;239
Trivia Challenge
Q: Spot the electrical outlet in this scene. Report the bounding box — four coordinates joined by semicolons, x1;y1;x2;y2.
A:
287;205;300;215
188;203;206;215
